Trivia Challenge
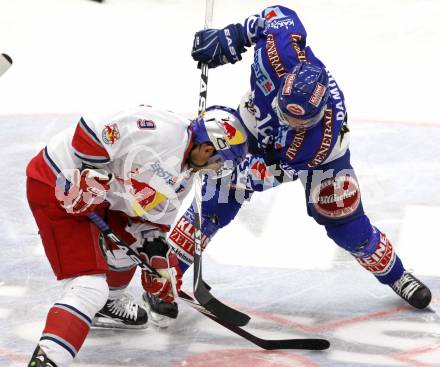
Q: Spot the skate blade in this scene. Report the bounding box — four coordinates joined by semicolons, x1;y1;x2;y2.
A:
146;310;171;329
92;317;148;330
142;302;172;329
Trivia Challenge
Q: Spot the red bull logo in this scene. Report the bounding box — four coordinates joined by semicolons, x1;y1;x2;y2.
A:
131;179;157;208
222;118;245;145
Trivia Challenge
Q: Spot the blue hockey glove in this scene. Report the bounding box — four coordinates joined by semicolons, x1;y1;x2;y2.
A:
232;155;297;192
191;24;247;69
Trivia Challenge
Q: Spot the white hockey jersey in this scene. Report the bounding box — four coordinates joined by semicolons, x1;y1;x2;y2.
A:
27;105;195;230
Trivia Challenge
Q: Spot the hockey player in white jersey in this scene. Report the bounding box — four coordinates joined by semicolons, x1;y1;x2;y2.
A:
25;104;248;367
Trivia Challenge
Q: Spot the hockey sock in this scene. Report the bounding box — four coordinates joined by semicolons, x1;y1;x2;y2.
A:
105;245;138;291
39;275;108;366
39;303;92;366
355;232;405;285
106;266;136;297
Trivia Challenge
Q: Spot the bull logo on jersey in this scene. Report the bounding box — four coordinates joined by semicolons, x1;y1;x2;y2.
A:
221;118;246;145
129;178;168;215
102;123;120;145
131;179;157;208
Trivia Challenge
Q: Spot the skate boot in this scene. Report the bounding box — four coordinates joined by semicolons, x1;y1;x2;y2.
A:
93;294;148;329
28;345;57;367
142;291;178;328
390;272;432;309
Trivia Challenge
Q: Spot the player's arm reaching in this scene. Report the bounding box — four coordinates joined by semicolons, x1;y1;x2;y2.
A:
169;153;295;272
191;5;307;69
191;13;263;69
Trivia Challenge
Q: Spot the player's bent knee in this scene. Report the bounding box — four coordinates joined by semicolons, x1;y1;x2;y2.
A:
325;215;376;254
60;274;109;319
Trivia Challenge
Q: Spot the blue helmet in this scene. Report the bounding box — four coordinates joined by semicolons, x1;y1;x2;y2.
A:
190;105;248;175
272;63;330;130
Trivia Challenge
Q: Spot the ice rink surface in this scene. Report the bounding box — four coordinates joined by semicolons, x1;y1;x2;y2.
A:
1;0;440;366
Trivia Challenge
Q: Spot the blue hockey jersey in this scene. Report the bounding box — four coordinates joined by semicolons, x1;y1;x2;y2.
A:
242;5;348;171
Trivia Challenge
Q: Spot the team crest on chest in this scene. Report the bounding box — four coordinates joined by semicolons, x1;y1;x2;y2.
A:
102;123;120;145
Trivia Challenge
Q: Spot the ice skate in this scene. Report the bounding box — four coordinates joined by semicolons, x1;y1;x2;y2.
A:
390;272;432;309
142;291;178;328
28;345;57;367
93;294;148;329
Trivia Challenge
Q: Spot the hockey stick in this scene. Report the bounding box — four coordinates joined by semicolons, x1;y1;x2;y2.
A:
89;213;328;350
90;189;250;326
0;54;13;77
178;291;330;350
88;212;212;289
88;212;217;293
88;212;161;276
89;211;246;327
191;0;250;327
192;175;250;327
196;0;213;116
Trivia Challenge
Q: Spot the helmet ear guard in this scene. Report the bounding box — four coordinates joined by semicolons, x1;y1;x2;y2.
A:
190;105;248;177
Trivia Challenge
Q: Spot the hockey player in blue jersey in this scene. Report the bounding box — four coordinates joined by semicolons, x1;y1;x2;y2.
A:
145;5;432;324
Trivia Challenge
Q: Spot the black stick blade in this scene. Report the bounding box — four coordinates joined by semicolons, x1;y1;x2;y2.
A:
193;265;250;327
260;338;330;350
209;311;330;350
204;298;251;327
179;292;330;351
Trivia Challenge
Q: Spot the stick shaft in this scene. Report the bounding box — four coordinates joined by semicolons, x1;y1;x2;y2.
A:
197;0;214;116
192;0;251;327
204;0;214;29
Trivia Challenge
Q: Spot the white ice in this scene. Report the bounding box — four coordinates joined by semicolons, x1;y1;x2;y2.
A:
0;0;439;366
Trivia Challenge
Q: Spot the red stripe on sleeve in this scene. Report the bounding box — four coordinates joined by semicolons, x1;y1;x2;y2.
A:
71;121;110;160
